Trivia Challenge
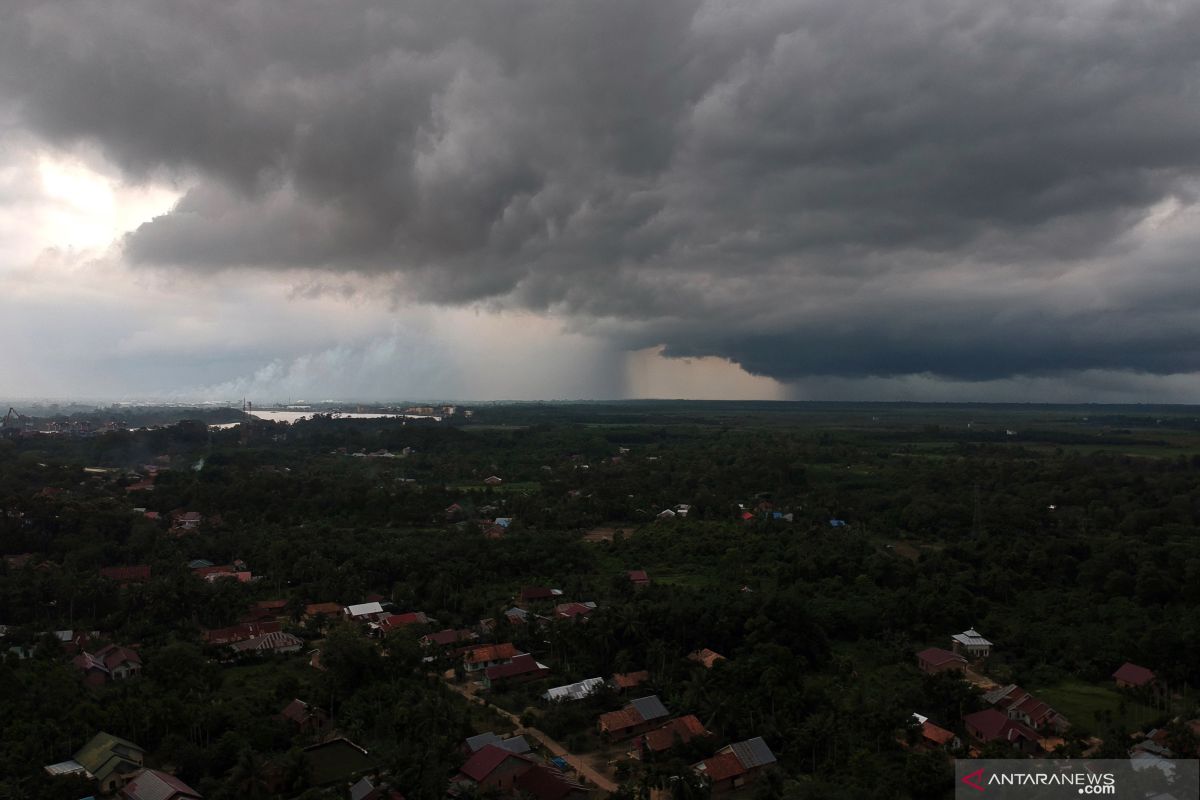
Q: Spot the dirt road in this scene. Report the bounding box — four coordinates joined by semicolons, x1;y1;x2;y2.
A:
444;679;619;792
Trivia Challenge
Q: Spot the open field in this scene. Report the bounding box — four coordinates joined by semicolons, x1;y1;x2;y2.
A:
1035;680;1162;733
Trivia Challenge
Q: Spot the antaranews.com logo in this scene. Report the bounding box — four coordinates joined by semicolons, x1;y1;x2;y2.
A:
954;759;1198;799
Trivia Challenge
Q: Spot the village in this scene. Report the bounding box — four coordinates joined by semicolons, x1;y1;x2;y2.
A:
3;407;1200;799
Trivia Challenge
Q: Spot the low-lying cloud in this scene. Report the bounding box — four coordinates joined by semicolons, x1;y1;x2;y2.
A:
4;0;1200;387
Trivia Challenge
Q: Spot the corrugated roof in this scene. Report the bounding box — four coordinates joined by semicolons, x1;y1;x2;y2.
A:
465;732;502;753
346;602;384;617
729;736;776;769
544;677;605;702
120;768;201;800
629;695;668;722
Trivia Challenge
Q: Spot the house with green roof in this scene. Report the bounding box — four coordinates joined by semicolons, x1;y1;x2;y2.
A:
73;731;145;794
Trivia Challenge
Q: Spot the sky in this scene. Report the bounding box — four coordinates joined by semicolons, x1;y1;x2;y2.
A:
3;0;1200;404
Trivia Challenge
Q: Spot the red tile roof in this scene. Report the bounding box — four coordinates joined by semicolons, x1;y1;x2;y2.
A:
963;709;1039;744
99;565;151;583
458;744;532;782
628;570;649;583
465;643;521;665
613;670;650;689
701;752;745;782
688;648;725;668
599;707;644;732
921;721;957;746
1113;662;1155;687
513;764;585;800
305;602;342;617
95;644;141;671
485;654;547;681
520;587;556;601
644;715;707;752
917;647;966;666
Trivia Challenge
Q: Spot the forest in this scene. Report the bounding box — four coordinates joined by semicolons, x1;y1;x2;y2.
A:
1;401;1198;799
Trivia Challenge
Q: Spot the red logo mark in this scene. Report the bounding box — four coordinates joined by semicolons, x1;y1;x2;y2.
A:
961;768;985;792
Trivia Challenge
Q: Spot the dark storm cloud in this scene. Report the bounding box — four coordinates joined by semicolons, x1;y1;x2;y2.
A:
4;0;1200;381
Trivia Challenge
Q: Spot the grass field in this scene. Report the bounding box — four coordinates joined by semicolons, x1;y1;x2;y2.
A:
1035;679;1162;733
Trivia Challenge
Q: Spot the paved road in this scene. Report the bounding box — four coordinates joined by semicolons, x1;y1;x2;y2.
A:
444;679;619;792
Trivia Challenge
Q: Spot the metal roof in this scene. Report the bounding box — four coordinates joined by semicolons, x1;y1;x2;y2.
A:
345;602;384;617
543;677;605;702
630;695;669;721
729;736;776;769
952;628;992;646
466;732;502;752
43;759;90;777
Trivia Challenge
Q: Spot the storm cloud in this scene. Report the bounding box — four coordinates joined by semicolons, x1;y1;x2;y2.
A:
4;0;1200;384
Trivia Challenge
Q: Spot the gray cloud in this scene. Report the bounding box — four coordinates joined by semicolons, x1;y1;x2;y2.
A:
4;0;1200;384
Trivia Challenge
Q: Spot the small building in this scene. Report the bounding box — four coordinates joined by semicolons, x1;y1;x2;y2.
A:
916;647;967;675
463;643;522;673
121;768;202;800
73;644;142;686
279;699;328;735
344;602;387;622
59;732;145;795
464;732;532;756
555;601;597;621
910;714;960;751
453;744;535;793
513;764;588;800
483;654;550;689
612;670;650;692
694;737;777;793
598;695;670;739
962;709;1040;754
204;621;281;646
1113;662;1156;689
519;587;562;604
228;630;304;656
304;602;343;620
544;677;605;702
635;715;708;758
983;685;1070;732
628;570;651;589
688;648;726;669
421;628;478;648
484;476;504;486
951;628;993;659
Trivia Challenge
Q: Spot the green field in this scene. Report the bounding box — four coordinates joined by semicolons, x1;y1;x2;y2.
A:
1035;679;1162;733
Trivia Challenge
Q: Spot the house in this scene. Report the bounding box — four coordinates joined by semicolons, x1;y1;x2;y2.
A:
204;621;281;645
279;699;328;735
519;587;562;603
636;715;708;758
951;628;993;659
916;647;967;675
302;738;380;787
484;476;503;486
656;509;676;520
228;630;304;656
544;677;606;702
612;670;650;692
1113;662;1156;689
464;643;522;673
688;648;726;669
513;764;588;800
983;685;1070;732
170;511;203;531
421;628;478;648
598;695;670;739
344;602;387;622
304;602;343;620
628;570;651;589
910;714;960;751
453;744;536;793
494;517;513;528
505;607;531;625
484;654;550;688
962;708;1040;754
99;565;151;584
349;776;405;800
372;611;431;636
61;732;145;794
829;519;847;528
464;732;532;755
694;737;777;793
73;644;142;686
121;768;202;800
446;503;467;521
555;601;596;621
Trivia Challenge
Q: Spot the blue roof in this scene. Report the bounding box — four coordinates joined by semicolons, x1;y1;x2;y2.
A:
829;519;847;527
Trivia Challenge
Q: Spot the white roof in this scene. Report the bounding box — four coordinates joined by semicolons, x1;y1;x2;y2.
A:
911;713;928;725
544;677;605;702
952;628;992;646
44;759;90;777
346;602;384;617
